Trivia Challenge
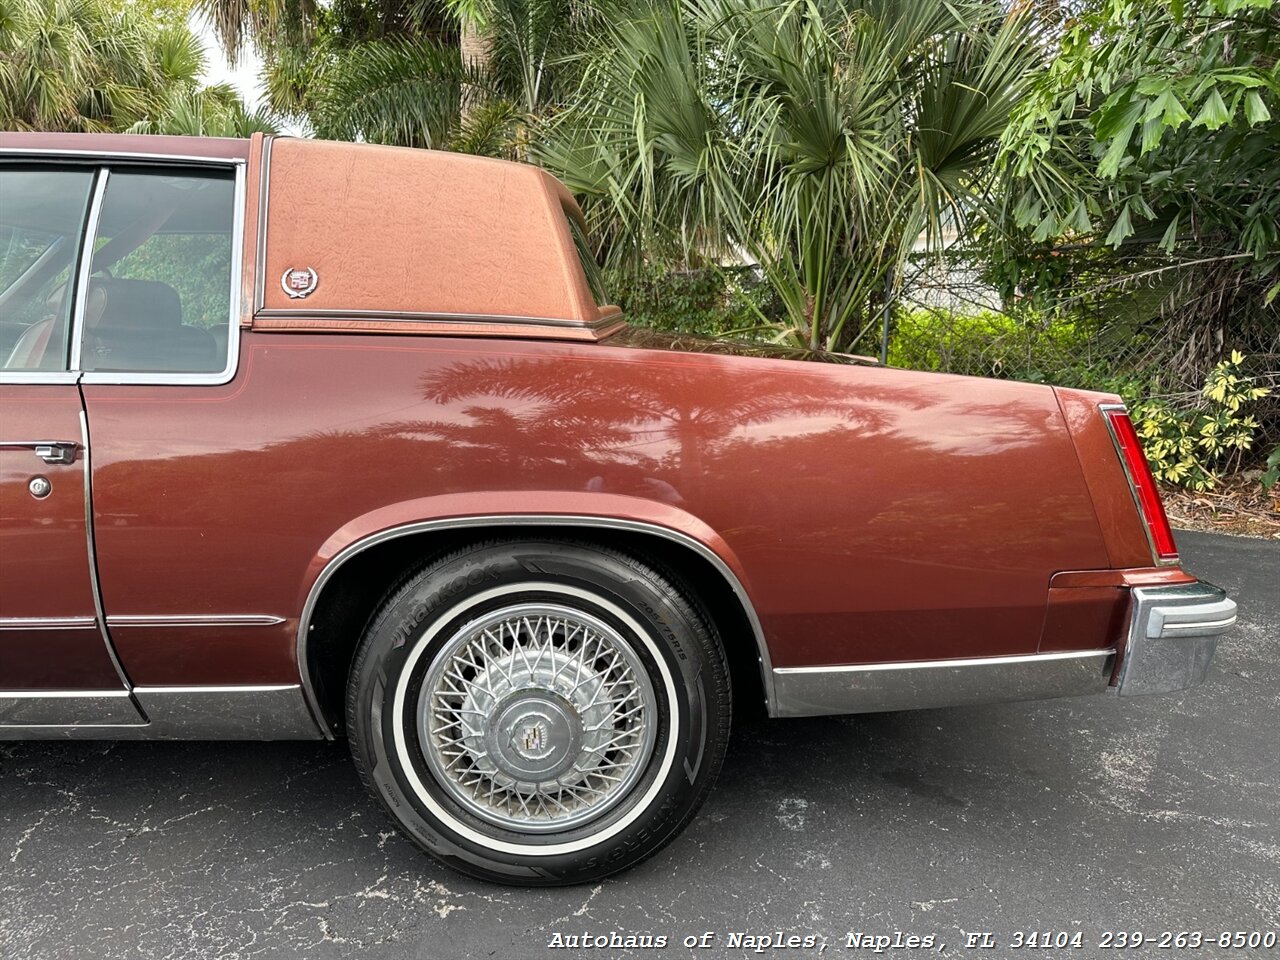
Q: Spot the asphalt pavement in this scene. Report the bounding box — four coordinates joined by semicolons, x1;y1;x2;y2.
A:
1;530;1277;959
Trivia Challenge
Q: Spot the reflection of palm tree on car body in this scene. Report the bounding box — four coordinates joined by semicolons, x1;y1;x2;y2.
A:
403;353;881;496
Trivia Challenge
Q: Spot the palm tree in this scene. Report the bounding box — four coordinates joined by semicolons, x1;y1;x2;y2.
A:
407;353;876;489
536;0;1044;352
0;0;183;131
444;0;610;155
195;0;608;156
196;0;471;145
127;83;279;136
0;0;271;135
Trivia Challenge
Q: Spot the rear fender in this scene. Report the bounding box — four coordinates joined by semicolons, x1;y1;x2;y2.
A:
294;491;773;736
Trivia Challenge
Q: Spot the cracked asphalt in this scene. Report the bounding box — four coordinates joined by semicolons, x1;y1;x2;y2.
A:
1;530;1277;959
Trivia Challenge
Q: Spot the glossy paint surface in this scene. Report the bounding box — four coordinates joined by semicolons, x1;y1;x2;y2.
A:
0;386;123;688
81;333;1121;685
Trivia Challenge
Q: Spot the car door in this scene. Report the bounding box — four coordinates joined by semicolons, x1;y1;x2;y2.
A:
69;157;321;737
0;164;142;727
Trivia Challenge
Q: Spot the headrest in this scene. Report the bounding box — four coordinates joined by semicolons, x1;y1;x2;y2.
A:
86;278;182;334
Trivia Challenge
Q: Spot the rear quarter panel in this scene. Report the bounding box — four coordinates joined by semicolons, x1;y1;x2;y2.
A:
83;333;1111;684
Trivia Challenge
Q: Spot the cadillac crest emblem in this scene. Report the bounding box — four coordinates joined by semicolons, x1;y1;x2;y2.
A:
281;266;319;299
521;722;546;754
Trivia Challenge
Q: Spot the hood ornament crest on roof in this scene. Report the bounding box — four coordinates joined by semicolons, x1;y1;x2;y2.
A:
281;267;319;299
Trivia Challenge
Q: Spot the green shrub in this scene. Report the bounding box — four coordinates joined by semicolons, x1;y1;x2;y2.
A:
1130;352;1270;492
607;265;782;339
886;307;1102;384
1262;445;1280;493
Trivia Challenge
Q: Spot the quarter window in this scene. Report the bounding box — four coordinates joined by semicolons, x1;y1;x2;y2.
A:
564;209;609;307
79;168;236;375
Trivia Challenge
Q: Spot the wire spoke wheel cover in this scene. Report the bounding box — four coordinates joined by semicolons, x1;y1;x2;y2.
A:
418;603;657;832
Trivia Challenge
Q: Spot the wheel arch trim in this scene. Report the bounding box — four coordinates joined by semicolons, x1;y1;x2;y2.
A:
295;513;776;739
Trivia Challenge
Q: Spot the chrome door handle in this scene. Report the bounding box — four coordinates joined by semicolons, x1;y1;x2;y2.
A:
0;440;79;464
36;443;77;464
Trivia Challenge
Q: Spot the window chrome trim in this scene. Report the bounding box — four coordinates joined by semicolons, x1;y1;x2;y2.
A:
67;168;110;375
77;162;246;387
0;147;247;167
253;135;272;315
0;371;80;384
771;648;1116;718
106;614;285;628
0;164;100;382
296;514;775;739
1;157;246;385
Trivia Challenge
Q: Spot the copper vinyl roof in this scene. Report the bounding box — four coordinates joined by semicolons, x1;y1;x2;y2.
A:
258;138;623;338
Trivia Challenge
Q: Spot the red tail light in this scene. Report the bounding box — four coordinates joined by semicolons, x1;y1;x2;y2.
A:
1102;406;1179;564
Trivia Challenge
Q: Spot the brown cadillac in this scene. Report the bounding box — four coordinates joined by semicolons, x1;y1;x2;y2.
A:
0;132;1238;884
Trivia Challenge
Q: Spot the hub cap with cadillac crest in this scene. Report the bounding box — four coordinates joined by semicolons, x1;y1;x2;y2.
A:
418;603;658;832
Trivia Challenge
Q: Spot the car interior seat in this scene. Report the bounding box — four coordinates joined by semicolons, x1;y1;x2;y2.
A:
81;278;218;373
3;285;71;370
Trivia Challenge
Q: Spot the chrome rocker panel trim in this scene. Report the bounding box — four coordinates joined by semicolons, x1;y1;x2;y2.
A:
0;685;320;740
771;649;1116;718
1116;580;1235;697
0;690;141;726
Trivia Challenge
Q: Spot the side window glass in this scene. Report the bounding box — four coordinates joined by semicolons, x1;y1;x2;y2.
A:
80;168;235;374
0;168;95;371
564;209;609;307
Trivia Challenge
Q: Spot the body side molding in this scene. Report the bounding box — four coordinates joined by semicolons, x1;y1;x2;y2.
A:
0;617;97;631
296;514;776;738
105;614;285;628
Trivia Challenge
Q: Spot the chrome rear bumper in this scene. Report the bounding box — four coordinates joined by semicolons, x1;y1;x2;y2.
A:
1115;580;1235;697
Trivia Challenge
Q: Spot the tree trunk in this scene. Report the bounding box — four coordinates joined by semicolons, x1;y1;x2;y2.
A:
459;18;491;124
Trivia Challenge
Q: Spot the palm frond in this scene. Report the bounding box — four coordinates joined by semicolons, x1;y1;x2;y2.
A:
310;36;482;149
538;0;1043;351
